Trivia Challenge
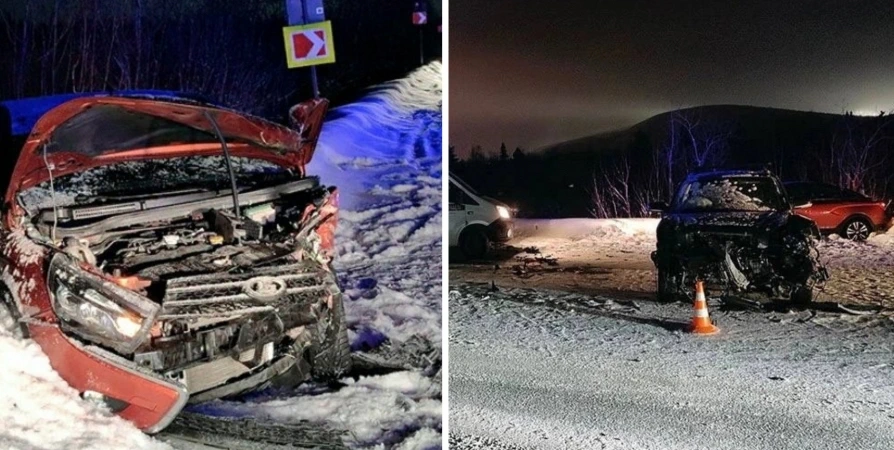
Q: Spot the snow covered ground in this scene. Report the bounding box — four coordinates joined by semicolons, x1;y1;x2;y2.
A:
0;331;169;450
450;217;894;448
0;62;442;450
449;283;894;450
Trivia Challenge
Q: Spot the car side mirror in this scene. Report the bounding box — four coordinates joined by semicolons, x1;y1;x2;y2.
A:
650;201;669;212
793;202;812;209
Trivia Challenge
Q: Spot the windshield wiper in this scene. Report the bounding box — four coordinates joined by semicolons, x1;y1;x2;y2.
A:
44;188;231;223
79;187;212;204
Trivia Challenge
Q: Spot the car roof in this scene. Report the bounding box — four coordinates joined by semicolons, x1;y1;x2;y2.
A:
684;168;776;182
783;180;834;187
0;90;210;137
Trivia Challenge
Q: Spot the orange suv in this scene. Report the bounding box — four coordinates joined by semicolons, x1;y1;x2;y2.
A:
784;181;893;241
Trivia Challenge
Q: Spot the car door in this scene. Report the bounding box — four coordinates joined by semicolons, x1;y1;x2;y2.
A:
448;181;470;246
794;183;847;230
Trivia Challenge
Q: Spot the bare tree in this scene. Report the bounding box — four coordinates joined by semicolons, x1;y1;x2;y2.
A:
819;111;894;197
651;108;736;203
588;152;651;218
671;109;734;168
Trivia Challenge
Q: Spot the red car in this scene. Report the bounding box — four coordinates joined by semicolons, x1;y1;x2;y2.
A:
0;92;351;432
784;181;893;241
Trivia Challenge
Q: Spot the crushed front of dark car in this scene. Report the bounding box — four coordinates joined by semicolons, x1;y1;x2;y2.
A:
651;169;829;304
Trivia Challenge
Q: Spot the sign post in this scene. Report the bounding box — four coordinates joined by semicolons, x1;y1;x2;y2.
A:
413;1;428;65
285;0;330;98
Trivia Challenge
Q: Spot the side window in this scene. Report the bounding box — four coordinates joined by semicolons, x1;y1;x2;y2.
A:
808;183;839;201
448;182;480;207
449;183;464;205
785;184;807;204
824;184;842;199
839;188;867;201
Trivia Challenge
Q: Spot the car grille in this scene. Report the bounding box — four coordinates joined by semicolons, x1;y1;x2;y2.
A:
160;262;333;322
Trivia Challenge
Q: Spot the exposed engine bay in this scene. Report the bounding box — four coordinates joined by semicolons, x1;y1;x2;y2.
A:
653;216;829;303
653;170;830;304
43;178;327;281
18;157;349;400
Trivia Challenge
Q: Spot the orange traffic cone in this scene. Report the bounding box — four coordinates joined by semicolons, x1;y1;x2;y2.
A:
687;280;719;335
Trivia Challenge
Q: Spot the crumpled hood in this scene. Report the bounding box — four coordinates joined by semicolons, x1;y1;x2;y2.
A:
6;96;328;206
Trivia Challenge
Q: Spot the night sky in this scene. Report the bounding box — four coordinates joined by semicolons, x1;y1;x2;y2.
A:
450;0;894;155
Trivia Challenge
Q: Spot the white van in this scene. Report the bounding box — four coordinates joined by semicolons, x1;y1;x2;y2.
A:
448;172;514;258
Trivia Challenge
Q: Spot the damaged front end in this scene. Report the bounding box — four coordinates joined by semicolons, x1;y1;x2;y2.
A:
32;174;349;407
653;171;830;304
2;95;350;432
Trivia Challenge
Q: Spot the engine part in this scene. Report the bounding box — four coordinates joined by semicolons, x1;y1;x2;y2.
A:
62;237;97;265
45;177;320;243
206;209;239;244
244;203;276;224
244;219;264;241
162;235;180;248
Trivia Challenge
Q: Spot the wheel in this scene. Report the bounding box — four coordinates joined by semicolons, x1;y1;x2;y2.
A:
656;267;683;303
0;289;27;339
459;227;489;259
790;285;813;305
309;290;352;380
841;217;872;241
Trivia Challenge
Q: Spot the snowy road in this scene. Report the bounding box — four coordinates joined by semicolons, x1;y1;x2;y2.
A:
448;283;894;450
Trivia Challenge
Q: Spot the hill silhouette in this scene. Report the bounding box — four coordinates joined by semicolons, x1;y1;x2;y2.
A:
454;105;893;218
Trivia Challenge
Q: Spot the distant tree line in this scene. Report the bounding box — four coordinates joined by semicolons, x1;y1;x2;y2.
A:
451;107;894;218
0;0;441;120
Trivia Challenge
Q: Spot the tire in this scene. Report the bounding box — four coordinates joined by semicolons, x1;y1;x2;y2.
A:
459;227;489;260
790;285;813;305
0;289;26;339
309;291;352;380
656;267;682;303
840;217;873;241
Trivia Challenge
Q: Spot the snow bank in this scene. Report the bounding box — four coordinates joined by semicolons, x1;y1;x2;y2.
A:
309;62;442;210
510;218;658;266
817;232;894;268
513;218;658;240
204;371;441;448
512;217;894;270
317;62;443;350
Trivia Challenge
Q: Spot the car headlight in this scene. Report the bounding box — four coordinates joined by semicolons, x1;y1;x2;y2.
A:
48;253;159;354
496;205;511;219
